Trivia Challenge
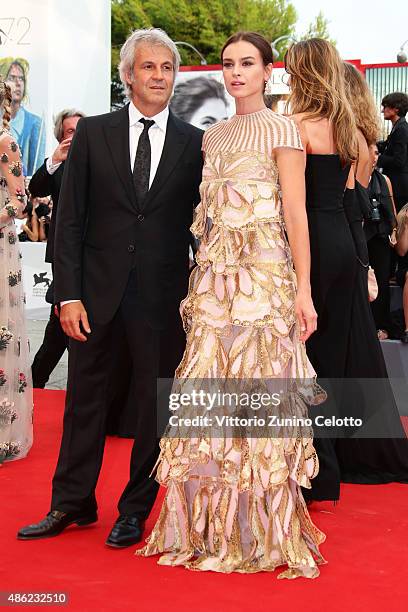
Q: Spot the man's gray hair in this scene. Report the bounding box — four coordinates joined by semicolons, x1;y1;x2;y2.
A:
54;108;86;142
118;28;181;98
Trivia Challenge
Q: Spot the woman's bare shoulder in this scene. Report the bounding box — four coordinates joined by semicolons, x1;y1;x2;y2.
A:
289;112;307;125
287;113;308;145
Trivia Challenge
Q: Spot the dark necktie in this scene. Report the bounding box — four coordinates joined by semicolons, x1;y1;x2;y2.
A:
132;118;155;205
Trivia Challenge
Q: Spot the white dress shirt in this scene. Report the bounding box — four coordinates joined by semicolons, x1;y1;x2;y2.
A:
128;101;169;186
46;156;62;175
61;102;169;307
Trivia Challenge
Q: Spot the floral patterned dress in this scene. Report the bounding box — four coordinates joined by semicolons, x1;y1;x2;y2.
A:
137;109;326;578
0;127;33;464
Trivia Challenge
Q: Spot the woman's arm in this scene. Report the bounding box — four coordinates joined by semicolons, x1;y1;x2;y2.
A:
384;175;398;219
346;165;355;189
22;214;39;241
274;145;317;341
396;213;408;256
0;133;26;227
356;131;371;188
38;216;47;241
384;174;398;246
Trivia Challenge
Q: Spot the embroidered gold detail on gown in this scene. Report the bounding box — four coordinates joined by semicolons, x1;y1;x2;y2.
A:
136;109;326;578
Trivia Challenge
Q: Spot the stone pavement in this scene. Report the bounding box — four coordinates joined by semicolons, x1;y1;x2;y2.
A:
27;319;68;390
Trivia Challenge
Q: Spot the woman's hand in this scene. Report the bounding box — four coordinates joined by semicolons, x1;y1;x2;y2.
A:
295;289;318;342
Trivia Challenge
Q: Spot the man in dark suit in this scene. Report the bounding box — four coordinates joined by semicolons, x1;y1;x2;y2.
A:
378;92;408;212
29;109;85;388
18;28;203;546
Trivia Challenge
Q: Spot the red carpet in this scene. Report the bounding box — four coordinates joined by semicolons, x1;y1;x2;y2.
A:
1;389;408;612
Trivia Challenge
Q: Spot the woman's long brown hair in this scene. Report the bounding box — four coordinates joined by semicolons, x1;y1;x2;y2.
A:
0;79;12;129
285;39;358;165
343;62;380;145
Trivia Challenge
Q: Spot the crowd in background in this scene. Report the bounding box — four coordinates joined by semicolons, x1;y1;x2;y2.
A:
17;186;52;243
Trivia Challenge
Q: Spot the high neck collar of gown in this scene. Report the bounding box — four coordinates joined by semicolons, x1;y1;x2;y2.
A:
232;107;271;120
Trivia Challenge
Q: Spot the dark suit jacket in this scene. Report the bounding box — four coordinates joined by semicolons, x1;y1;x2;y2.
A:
29;159;65;264
54;105;203;327
378;118;408;203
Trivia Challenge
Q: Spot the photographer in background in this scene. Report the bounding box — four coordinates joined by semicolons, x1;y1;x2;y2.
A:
35;198;52;242
29;108;85;388
18;199;39;242
378;92;408;212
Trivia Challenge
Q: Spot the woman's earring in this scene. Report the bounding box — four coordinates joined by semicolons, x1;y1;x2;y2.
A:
264;79;272;95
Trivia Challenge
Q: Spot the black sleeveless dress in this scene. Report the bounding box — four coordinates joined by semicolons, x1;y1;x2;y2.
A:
304;155;408;501
303;155;357;501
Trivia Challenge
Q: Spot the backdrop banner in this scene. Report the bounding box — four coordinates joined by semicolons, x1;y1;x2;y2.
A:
20;243;52;319
0;0;111;175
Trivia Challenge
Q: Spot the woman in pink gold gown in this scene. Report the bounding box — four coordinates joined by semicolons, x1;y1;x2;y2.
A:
137;32;326;579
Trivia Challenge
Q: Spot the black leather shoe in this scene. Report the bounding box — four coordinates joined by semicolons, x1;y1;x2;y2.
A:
401;331;408;344
17;510;98;540
105;515;145;548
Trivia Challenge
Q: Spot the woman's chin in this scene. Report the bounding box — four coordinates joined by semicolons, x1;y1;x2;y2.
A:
228;90;249;100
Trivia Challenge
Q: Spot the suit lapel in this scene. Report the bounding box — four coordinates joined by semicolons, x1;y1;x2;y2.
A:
103;104;138;210
142;111;190;210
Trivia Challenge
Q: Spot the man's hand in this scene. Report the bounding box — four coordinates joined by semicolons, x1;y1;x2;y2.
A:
60;301;91;341
51;138;72;165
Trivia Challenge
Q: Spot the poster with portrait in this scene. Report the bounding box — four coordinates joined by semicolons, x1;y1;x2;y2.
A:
1;0;111;177
0;0;48;177
1;0;110;318
172;66;290;130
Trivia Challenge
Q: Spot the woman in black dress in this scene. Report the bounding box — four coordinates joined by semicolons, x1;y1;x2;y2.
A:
285;39;408;502
344;63;397;340
336;62;408;485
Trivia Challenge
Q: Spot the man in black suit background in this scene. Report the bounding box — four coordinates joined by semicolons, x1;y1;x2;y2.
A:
18;28;203;546
29;108;85;388
378;92;408;212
